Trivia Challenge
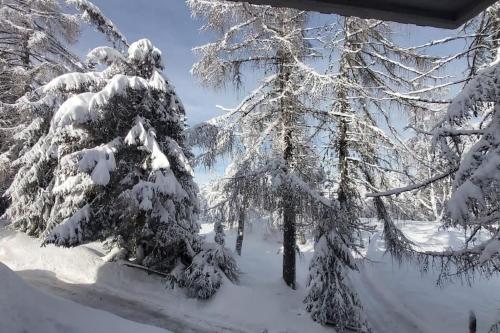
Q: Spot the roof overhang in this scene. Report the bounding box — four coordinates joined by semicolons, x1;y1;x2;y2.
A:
229;0;498;29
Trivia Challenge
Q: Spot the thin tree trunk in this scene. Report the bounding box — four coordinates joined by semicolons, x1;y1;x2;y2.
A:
282;184;296;288
336;24;351;208
336;75;350;209
337;115;349;206
235;208;245;256
278;50;296;289
282;111;296;288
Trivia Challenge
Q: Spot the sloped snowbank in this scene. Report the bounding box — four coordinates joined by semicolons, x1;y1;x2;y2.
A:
0;261;170;333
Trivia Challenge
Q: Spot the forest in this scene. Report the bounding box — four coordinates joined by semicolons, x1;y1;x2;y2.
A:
0;1;499;332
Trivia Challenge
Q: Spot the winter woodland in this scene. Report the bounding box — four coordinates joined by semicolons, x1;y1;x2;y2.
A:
1;0;500;332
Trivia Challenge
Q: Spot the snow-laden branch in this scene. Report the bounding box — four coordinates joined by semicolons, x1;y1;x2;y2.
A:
366;168;457;198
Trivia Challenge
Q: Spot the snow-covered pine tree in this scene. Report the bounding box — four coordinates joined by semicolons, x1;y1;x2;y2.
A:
3;38;237;298
304;201;369;332
0;0;127;215
187;0;339;289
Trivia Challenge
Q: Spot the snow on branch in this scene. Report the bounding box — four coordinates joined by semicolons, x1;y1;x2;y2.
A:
67;0;128;49
366;168;457;198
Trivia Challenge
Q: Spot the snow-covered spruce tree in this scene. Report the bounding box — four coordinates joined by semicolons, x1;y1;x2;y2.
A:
179;218;238;298
0;0;127;215
304;200;369;332
4;38;237;298
187;0;343;289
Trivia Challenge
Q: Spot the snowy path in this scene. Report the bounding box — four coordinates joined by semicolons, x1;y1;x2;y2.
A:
355;233;425;333
358;262;424;333
3;221;500;333
17;269;248;333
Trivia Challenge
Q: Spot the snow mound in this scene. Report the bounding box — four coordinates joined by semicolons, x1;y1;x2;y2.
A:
0;262;170;333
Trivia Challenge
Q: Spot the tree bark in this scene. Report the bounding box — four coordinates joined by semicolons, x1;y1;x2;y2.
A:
235;208;245;256
282;111;296;288
278;49;296;289
282;193;296;288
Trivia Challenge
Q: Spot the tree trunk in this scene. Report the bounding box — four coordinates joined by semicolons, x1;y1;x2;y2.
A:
336;29;351;208
337;115;349;207
282;191;296;288
282;123;296;289
235;209;245;256
278;50;296;289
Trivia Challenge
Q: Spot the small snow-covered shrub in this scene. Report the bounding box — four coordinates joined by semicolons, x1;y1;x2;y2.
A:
174;222;239;299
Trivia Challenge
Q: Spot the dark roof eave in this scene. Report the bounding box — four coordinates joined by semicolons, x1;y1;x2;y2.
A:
228;0;498;29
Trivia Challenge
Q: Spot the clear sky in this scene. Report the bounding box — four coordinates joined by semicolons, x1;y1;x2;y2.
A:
75;0;469;186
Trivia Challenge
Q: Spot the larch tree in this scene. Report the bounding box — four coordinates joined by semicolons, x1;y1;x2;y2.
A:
187;0;337;289
403;108;451;222
0;0;80;104
3;38;237;298
0;0;78;214
366;3;500;289
189;117;248;255
304;16;441;330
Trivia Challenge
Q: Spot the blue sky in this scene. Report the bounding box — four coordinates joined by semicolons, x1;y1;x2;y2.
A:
75;0;469;185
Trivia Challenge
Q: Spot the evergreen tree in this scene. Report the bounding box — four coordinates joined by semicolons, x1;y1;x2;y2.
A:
304;203;369;332
0;0;127;215
3;38;237;297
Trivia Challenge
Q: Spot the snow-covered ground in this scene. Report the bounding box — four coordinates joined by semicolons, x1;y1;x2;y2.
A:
0;261;170;333
1;219;500;333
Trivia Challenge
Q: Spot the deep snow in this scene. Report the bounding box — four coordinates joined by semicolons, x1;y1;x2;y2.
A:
0;261;171;333
1;219;500;333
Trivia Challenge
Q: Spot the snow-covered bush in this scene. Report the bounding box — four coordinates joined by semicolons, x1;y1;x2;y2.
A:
168;221;238;299
3;38;236;297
